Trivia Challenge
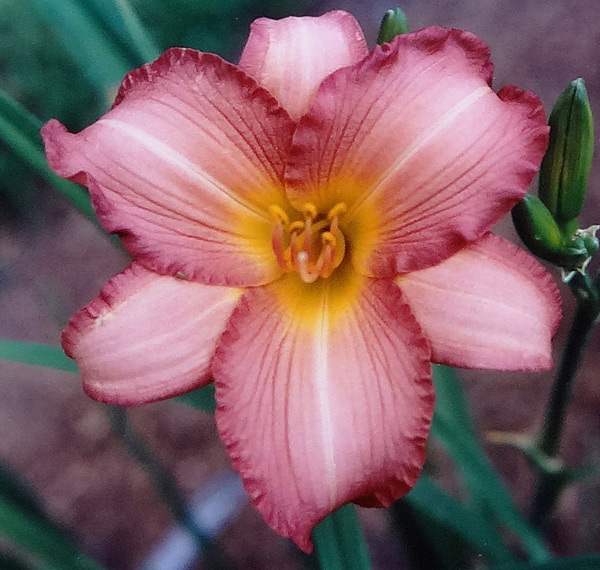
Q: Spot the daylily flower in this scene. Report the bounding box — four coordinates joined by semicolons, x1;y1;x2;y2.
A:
42;11;561;551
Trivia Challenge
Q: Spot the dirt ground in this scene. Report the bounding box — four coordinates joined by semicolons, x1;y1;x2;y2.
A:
1;1;599;568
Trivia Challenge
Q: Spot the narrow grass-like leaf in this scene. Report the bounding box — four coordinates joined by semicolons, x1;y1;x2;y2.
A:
0;340;78;373
313;505;372;570
0;462;50;525
176;384;216;412
85;0;160;64
491;554;600;570
0;90;42;141
432;365;550;563
28;0;131;93
0;551;38;570
402;473;514;565
0;494;106;570
389;499;465;570
0;89;96;221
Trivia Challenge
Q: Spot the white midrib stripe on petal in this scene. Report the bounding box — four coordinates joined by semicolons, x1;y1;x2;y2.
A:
100;118;268;219
313;288;337;506
97;291;241;357
348;85;491;218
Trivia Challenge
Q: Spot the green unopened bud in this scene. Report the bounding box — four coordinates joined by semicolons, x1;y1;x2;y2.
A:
377;8;409;45
539;78;594;227
512;194;588;267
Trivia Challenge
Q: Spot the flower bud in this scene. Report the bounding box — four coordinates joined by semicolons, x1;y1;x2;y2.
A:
512;194;588;268
377;8;409;45
538;79;594;227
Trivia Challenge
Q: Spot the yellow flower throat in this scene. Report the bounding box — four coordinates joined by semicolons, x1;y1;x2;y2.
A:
269;202;347;283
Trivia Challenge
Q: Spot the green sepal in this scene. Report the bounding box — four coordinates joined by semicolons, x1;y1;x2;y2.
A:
376;8;409;45
512;195;588;267
538;78;594;225
577;225;599;257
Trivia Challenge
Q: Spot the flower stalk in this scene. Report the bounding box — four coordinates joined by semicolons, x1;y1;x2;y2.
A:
530;271;599;526
510;76;598;529
106;407;234;570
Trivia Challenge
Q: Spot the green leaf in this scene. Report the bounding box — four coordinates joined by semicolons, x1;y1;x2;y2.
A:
28;0;132;94
0;340;78;373
85;0;161;64
0;89;42;141
312;505;372;570
431;365;550;563
402;474;514;565
0;550;39;570
0;89;96;222
390;499;468;570
490;554;600;570
176;384;216;412
0;493;106;570
0;462;51;526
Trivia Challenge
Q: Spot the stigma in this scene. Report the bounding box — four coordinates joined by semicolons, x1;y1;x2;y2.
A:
269;202;347;283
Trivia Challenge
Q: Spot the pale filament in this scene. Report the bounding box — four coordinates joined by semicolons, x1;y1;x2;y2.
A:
269;202;346;283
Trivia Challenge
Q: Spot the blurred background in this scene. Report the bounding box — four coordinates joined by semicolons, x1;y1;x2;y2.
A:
0;0;598;569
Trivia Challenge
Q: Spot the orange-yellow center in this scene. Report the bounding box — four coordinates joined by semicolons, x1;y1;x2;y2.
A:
269;202;347;283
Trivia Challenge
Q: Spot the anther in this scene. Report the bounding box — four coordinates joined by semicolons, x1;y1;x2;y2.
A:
268;204;290;227
327;202;347;221
321;231;336;247
289;221;305;234
269;201;346;282
302;203;318;220
327;202;346;235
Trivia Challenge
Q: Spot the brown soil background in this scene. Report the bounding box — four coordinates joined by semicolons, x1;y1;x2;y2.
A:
1;1;599;568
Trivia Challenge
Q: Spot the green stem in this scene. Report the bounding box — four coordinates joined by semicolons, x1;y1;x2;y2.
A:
105;406;234;570
530;271;599;526
312;505;372;570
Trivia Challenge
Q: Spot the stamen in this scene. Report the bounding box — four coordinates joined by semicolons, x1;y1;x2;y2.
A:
302;203;318;220
312;232;335;277
268;204;290;227
321;231;336;248
271;222;286;269
320;246;337;279
268;201;347;282
289;221;305;234
289;221;305;268
327;202;347;221
327;202;346;234
302;203;317;255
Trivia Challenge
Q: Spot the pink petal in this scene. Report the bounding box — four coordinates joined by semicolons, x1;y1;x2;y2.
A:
212;271;433;551
43;49;296;286
285;27;549;277
396;233;562;371
63;262;242;405
239;11;368;120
